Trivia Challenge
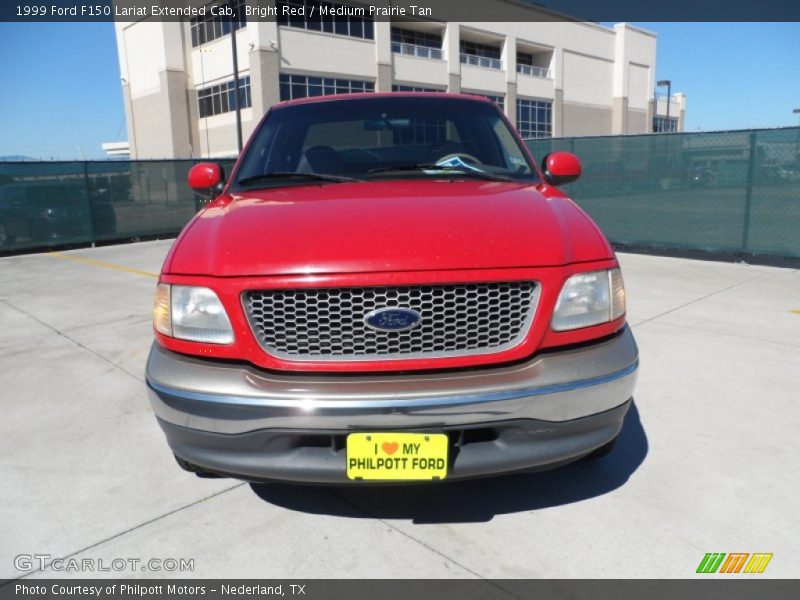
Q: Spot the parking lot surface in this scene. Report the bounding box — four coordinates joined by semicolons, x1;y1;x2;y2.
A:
1;241;798;579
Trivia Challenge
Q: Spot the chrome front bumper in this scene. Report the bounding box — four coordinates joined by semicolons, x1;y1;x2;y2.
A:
146;326;638;482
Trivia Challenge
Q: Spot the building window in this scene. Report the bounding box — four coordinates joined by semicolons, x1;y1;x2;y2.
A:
653;116;678;133
517;52;534;66
460;40;502;69
460;40;501;60
190;0;246;47
198;76;251;118
390;27;443;59
516;63;550;78
392;85;443;92
391;27;442;49
276;0;374;40
473;94;504;111
391;118;447;146
393;121;447;146
516;52;550;78
516;98;552;139
279;74;374;101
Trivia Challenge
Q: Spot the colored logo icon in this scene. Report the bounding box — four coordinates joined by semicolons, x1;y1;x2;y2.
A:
696;553;773;574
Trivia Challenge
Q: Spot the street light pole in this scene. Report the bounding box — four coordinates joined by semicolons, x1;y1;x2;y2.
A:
230;5;243;154
657;79;672;132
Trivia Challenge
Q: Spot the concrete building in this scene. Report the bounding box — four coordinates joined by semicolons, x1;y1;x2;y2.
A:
113;0;686;159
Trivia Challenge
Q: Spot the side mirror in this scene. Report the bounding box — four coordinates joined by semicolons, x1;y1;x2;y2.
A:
188;162;224;196
541;152;581;186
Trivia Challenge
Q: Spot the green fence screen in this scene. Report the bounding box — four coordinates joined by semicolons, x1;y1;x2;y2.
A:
526;127;800;258
0;159;236;253
2;127;799;259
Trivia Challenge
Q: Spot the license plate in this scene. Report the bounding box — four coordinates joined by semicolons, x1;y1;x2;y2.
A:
346;432;448;481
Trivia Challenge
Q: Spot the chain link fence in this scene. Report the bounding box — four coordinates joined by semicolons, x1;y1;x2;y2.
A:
526;127;800;259
0;159;236;253
2;127;799;259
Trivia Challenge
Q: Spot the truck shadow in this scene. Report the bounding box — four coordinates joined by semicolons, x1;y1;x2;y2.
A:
250;402;647;524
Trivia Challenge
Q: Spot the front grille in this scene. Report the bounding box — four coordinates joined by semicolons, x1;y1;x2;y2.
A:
243;281;539;361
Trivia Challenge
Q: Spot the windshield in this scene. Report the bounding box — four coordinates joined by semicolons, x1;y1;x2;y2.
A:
232;96;538;190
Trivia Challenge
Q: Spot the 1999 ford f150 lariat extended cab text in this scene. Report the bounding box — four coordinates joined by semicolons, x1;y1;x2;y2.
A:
146;93;638;483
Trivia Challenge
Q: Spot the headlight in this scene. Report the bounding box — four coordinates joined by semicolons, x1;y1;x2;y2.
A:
551;268;625;331
153;283;172;336
152;284;234;344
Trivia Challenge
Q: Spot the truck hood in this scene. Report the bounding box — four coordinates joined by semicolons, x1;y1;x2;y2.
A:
166;180;612;276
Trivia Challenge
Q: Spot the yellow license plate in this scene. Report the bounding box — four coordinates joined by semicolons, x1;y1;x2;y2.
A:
346;432;448;481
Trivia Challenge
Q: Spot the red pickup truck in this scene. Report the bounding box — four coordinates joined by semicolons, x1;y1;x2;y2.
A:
146;93;638;483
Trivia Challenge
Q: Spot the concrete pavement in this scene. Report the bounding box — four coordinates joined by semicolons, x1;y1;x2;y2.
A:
1;241;798;579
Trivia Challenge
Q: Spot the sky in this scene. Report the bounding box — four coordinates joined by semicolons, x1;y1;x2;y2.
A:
633;22;800;131
0;22;124;160
0;21;798;159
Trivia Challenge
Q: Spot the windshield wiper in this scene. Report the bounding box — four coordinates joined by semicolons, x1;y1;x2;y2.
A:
237;172;362;188
367;163;513;182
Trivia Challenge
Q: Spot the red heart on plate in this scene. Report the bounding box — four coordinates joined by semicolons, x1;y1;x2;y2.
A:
382;442;399;455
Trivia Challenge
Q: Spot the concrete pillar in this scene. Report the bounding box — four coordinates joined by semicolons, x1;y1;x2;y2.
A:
376;64;393;92
448;74;461;93
550;45;564;138
612;96;628;135
503;34;517;122
374;19;393;91
176;20;202;158
121;82;137;158
185;86;201;158
552;47;563;92
503;34;516;82
161;69;193;159
127;68;192;159
444;23;460;93
163;22;193;158
248;20;281;116
612;23;629;135
552;88;564;137
675;93;687;132
505;82;517;124
249;48;280;116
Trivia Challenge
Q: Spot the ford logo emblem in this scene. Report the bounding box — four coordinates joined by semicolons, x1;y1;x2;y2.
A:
364;308;422;332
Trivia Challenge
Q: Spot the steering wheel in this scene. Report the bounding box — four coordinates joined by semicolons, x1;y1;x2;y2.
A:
435;153;484;167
